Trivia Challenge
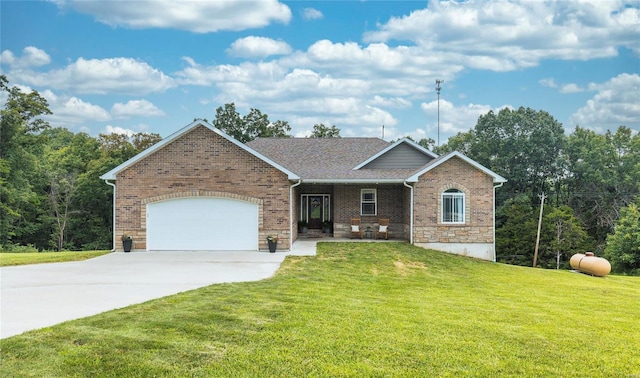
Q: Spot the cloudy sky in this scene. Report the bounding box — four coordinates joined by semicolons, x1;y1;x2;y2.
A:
1;0;638;143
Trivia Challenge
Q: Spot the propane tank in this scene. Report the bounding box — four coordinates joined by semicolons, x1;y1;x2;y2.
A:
570;252;611;277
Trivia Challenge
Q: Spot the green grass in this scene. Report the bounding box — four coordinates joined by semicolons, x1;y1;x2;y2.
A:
1;243;638;377
0;250;111;266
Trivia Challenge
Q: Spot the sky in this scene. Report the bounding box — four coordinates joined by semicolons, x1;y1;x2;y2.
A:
1;0;639;144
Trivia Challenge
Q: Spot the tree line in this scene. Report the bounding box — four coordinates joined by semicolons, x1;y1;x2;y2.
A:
1;76;638;273
433;107;639;273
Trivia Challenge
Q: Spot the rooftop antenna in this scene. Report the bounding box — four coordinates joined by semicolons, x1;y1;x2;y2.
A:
382;124;385;140
435;79;444;147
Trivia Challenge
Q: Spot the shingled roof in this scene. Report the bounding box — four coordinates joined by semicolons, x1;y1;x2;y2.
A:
247;137;507;184
247;137;419;182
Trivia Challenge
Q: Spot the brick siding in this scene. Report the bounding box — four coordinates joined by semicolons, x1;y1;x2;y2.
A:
413;156;494;244
332;184;406;239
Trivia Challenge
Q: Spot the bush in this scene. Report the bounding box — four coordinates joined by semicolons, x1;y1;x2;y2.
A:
1;244;40;253
605;200;640;275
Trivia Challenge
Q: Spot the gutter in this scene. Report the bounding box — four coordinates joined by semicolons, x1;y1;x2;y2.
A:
492;182;504;262
289;179;302;250
304;178;414;184
104;179;117;252
403;181;414;244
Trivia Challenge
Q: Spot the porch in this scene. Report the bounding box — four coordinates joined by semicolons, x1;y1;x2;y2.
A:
294;183;411;241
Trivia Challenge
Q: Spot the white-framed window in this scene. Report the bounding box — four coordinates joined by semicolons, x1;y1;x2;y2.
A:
442;189;465;224
361;189;377;216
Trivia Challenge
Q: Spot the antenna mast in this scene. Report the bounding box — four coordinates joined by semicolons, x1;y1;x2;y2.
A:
435;79;443;146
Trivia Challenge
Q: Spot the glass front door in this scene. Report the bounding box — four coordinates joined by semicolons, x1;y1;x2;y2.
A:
301;194;330;229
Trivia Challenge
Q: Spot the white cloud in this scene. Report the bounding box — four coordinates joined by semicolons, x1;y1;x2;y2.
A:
104;125;135;136
370;95;412;109
13;57;175;94
302;8;323;20
227;36;292;59
540;79;585;94
0;46;50;68
559;83;584;94
111;99;165;118
570;73;640;131
59;97;111;121
364;1;640;71
39;89;111;126
0;50;15;65
539;78;557;88
54;0;291;33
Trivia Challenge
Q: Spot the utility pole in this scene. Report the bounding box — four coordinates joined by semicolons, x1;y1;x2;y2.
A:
435;79;443;147
533;193;546;268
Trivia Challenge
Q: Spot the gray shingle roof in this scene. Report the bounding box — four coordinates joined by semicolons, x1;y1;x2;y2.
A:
247;138;417;181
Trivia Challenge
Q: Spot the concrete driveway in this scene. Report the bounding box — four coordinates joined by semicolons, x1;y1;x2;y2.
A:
1;242;316;339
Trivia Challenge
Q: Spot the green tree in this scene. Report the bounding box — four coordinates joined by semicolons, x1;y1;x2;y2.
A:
416;137;436;151
435;130;474;155
565;126;640;243
309;123;341;138
438;107;566;204
73;156;122;250
605;199;640;275
40;128;104;250
496;195;537;266
0;75;52;248
496;195;592;269
472;107;566;197
539;206;594;269
212;103;291;143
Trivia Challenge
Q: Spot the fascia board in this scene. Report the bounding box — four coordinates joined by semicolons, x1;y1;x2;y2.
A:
301;178;409;184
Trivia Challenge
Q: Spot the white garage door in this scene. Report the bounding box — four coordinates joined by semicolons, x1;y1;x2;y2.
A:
147;197;258;251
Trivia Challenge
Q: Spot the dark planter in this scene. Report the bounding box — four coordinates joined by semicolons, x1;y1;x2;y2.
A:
267;239;277;253
122;239;132;252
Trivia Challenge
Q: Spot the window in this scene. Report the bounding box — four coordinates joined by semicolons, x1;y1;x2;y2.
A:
361;189;377;216
442;189;465;224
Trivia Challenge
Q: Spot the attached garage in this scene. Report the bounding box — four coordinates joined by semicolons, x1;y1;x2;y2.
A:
147;197;259;251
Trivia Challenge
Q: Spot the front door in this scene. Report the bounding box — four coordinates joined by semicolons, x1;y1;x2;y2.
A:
301;194;330;229
308;196;323;229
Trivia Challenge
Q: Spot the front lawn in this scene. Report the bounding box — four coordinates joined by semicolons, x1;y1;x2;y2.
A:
1;243;638;377
0;251;111;266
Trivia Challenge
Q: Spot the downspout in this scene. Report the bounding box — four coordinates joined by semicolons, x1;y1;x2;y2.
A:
403;181;414;244
104;179;117;252
492;182;504;262
289;179;302;250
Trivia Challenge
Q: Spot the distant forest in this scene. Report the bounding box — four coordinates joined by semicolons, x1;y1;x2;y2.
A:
2;76;638;273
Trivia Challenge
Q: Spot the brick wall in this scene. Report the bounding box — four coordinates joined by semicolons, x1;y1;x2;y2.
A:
332;184;406;239
413;156;494;244
114;125;291;251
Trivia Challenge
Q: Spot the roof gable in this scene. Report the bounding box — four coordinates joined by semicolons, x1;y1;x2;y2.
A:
407;151;507;183
353;138;438;170
100;120;299;180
